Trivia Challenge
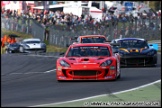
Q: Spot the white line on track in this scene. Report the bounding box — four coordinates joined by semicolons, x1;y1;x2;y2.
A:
19;54;60;58
44;69;56;73
30;80;161;107
9;69;56;75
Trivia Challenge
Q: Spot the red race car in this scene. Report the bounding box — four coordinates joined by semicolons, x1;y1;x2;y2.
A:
66;35;109;47
56;43;121;81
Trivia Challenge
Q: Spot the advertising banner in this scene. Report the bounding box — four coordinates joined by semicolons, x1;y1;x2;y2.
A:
124;2;133;12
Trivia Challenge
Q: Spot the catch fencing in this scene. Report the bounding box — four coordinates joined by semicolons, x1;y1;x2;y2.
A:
1;15;161;48
1;15;45;41
48;18;161;47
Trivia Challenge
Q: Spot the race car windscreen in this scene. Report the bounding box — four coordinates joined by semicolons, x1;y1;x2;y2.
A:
66;46;110;57
81;37;106;43
9;43;19;47
118;40;149;48
24;41;41;44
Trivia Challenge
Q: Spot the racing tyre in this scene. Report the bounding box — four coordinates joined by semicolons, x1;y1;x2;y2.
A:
117;72;121;79
5;50;9;54
9;50;12;53
5;50;12;54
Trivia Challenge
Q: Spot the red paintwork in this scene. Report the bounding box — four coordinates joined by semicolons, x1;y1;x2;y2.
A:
56;43;120;81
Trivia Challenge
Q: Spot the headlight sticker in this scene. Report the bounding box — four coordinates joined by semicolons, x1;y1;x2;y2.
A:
58;66;62;70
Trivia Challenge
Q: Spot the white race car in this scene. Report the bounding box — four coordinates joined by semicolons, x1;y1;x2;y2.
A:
19;38;46;53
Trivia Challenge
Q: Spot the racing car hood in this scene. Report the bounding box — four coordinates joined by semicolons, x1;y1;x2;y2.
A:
26;43;41;49
64;57;109;64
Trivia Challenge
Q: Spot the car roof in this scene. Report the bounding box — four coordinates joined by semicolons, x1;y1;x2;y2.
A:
70;43;111;47
23;38;41;42
79;35;106;38
113;38;145;41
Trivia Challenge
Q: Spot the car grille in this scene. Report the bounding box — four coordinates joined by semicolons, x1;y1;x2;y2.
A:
121;57;153;65
25;49;45;52
70;70;101;76
26;49;44;51
62;69;109;77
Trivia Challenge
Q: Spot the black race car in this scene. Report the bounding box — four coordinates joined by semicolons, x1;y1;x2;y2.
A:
5;43;21;54
111;38;157;67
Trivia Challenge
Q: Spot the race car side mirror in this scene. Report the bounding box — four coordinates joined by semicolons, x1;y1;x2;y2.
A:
59;52;65;55
70;36;78;40
66;44;69;47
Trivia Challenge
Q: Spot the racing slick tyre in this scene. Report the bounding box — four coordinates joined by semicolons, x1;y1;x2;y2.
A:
112;64;121;81
117;71;121;79
5;50;9;54
5;49;12;54
19;46;24;53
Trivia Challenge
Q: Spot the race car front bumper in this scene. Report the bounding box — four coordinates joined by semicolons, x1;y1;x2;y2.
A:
120;55;157;67
24;48;46;53
56;66;117;81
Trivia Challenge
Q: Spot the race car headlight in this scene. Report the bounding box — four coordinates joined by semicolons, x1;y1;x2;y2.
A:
147;51;155;55
41;43;46;48
100;60;112;67
119;50;128;54
24;45;30;49
60;60;70;67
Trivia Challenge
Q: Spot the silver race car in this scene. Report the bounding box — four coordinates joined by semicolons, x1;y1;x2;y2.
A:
19;38;46;53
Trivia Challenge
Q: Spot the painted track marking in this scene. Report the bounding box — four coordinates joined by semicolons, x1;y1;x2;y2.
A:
9;69;56;75
30;80;161;107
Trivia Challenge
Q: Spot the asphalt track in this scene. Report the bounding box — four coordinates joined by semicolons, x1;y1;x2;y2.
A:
1;53;161;107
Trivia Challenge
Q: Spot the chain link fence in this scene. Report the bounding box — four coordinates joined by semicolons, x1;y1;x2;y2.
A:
1;15;45;41
1;15;161;48
48;17;161;47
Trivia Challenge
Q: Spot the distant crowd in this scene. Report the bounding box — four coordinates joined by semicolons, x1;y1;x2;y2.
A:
1;8;161;29
1;8;161;42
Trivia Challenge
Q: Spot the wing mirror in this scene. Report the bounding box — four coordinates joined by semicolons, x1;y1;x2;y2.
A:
59;52;65;56
66;44;69;47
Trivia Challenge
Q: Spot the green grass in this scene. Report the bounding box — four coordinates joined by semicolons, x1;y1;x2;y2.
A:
1;29;67;54
2;28;33;39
